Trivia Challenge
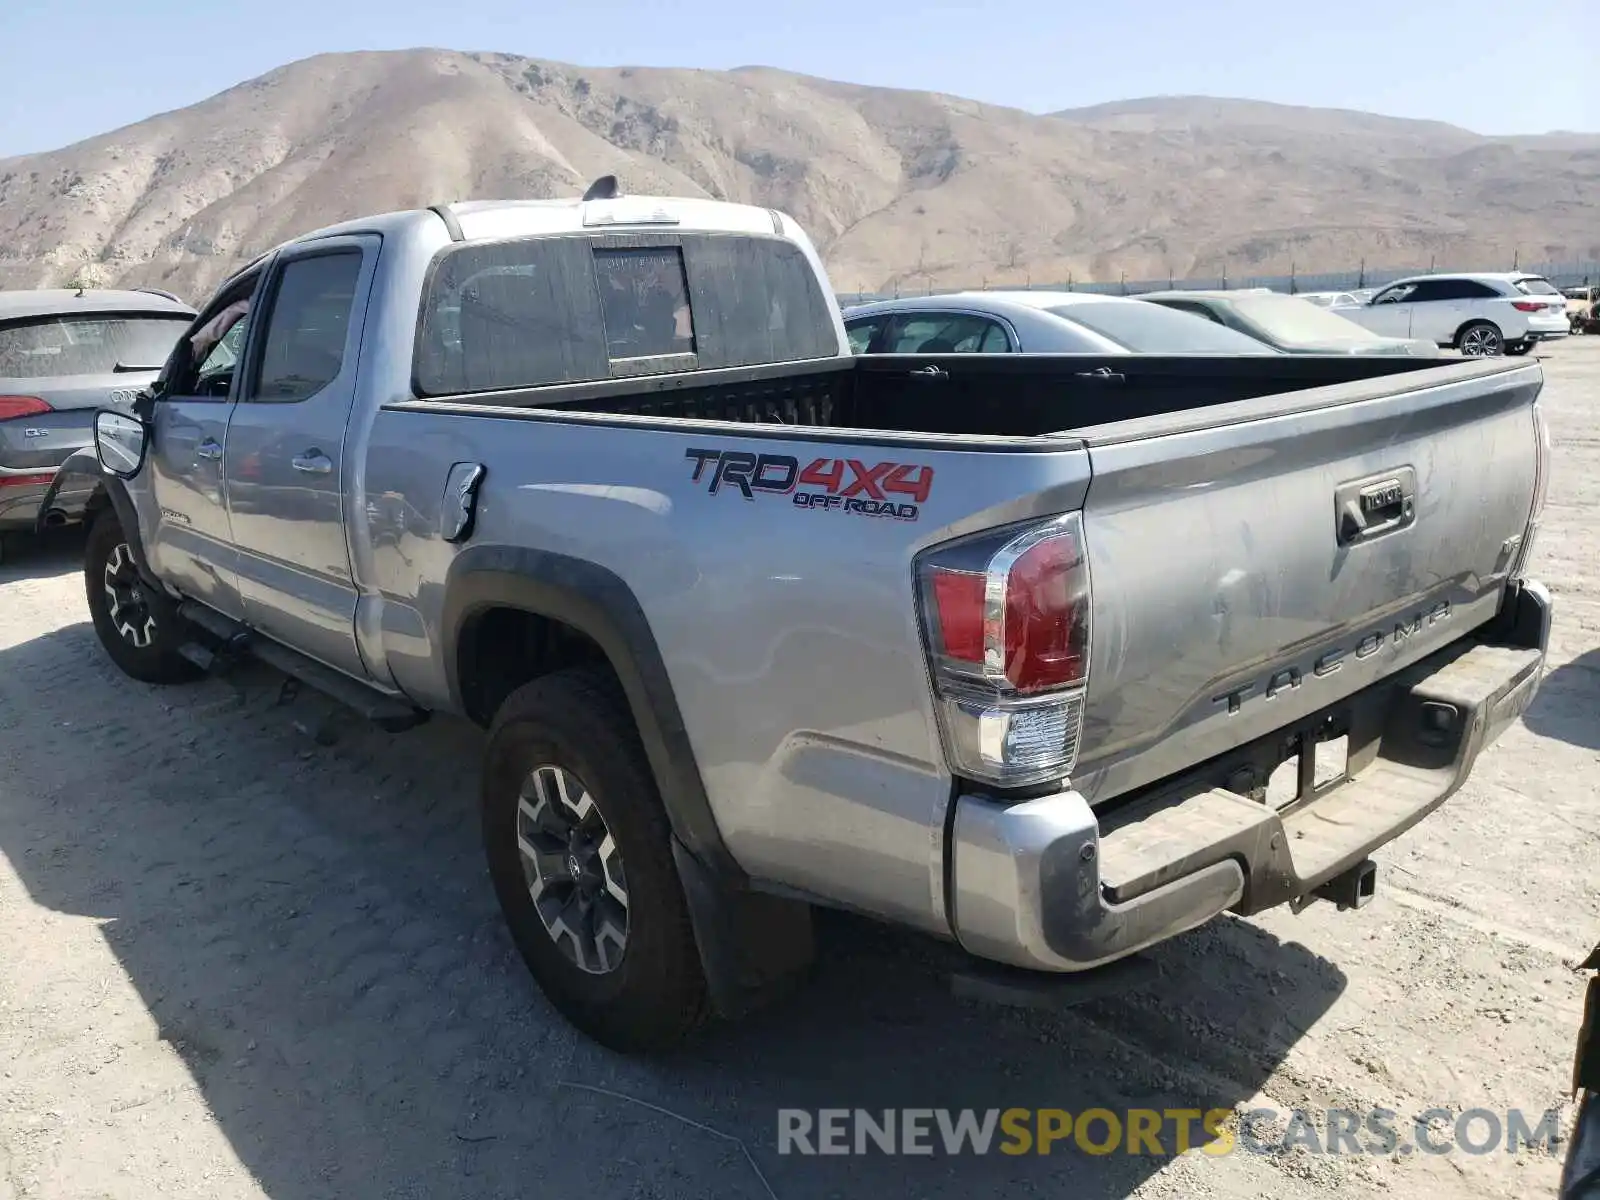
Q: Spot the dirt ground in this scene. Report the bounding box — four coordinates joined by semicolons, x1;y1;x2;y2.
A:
1;342;1596;1200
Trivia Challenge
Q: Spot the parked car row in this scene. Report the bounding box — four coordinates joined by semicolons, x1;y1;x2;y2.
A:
842;271;1572;363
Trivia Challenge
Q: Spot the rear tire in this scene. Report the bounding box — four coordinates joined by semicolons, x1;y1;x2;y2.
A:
84;510;201;685
1456;320;1503;356
481;666;709;1052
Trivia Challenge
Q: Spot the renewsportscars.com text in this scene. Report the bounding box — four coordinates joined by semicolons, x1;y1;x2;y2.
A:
776;1106;1563;1158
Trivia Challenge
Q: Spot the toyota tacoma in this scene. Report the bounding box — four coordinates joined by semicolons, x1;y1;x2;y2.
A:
48;179;1553;1051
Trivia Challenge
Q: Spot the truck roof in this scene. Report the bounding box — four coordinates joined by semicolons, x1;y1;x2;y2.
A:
274;193;797;254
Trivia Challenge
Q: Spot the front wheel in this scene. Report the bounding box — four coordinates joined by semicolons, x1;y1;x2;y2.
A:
1457;321;1504;356
481;666;709;1052
84;510;201;685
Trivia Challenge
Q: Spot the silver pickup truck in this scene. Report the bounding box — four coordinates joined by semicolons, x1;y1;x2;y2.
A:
50;180;1554;1052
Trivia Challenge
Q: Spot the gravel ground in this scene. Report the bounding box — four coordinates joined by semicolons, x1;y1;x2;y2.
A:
1;341;1596;1200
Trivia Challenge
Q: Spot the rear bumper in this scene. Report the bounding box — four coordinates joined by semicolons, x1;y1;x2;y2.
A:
1524;316;1571;341
0;409;96;531
947;578;1551;973
0;467;96;532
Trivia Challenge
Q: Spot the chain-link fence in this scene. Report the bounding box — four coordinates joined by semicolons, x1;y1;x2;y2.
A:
834;258;1600;307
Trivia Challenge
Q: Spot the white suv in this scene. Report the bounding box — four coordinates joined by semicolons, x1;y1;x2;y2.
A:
1336;272;1570;356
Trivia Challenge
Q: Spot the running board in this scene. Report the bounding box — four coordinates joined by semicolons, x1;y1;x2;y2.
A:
176;602;428;731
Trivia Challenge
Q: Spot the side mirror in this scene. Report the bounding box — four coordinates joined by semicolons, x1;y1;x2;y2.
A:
95;410;150;479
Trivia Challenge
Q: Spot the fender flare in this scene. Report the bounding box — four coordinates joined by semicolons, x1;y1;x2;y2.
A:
441;544;740;882
38;448;160;586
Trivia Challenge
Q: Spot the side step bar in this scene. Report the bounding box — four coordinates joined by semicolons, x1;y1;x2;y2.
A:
177;601;428;732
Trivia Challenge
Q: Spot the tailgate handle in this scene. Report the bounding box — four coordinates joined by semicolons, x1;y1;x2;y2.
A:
1336;468;1416;545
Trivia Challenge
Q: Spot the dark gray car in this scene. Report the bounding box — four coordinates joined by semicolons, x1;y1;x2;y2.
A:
0;287;195;555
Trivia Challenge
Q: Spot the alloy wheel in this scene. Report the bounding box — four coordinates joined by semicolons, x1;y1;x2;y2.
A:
515;765;629;974
1460;326;1502;356
103;543;156;649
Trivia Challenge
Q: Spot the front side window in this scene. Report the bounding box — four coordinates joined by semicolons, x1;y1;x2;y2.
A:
163;281;259;399
1373;284;1415;305
247;252;362;402
0;314;191;379
1404;280;1467;303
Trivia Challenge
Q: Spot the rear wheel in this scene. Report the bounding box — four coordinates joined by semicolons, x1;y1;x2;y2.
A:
1457;321;1503;356
481;666;709;1052
84;510;201;685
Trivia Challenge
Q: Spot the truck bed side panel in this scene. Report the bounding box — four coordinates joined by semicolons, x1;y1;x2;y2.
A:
360;406;1092;933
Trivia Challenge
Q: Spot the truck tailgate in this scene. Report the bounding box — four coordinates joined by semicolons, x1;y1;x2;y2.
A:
1068;357;1542;806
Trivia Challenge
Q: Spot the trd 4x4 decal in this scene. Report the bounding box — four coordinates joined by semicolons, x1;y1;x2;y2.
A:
684;448;934;521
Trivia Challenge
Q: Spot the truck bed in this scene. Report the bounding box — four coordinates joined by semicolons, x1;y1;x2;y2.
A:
401;351;1458;438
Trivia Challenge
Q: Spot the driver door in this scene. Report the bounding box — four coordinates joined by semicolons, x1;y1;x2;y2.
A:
1359;283;1416;337
144;271;263;620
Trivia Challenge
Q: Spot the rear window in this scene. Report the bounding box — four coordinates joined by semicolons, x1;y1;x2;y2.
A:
595;246;696;359
1047;301;1278;354
415;233;838;396
0;314;191;379
1226;294;1392;345
1513;276;1560;296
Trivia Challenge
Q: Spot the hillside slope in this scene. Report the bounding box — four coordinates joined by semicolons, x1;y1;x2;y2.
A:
0;50;1594;301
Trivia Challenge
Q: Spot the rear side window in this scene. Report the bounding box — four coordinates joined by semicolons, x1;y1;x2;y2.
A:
845;315;886;354
884;313;1009;353
249;251;363;402
1513;277;1560;296
0;314;190;379
1048;302;1277;353
1408;279;1499;301
415;232;837;396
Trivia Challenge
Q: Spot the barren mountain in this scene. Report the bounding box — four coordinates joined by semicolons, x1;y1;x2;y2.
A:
0;49;1595;302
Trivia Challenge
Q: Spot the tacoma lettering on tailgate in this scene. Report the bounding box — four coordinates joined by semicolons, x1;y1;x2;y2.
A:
684;448;933;521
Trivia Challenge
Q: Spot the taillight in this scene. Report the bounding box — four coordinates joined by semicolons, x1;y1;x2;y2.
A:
1511;300;1545;313
918;513;1090;788
0;395;52;421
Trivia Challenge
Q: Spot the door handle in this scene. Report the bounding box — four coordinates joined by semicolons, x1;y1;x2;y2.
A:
1336;468;1417;546
908;365;947;381
195;439;222;461
291;451;333;476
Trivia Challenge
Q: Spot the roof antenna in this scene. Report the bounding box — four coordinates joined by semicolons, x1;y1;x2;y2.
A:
581;174;621;202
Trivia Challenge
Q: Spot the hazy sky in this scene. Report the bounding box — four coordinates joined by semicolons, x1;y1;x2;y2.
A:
1;0;1596;158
